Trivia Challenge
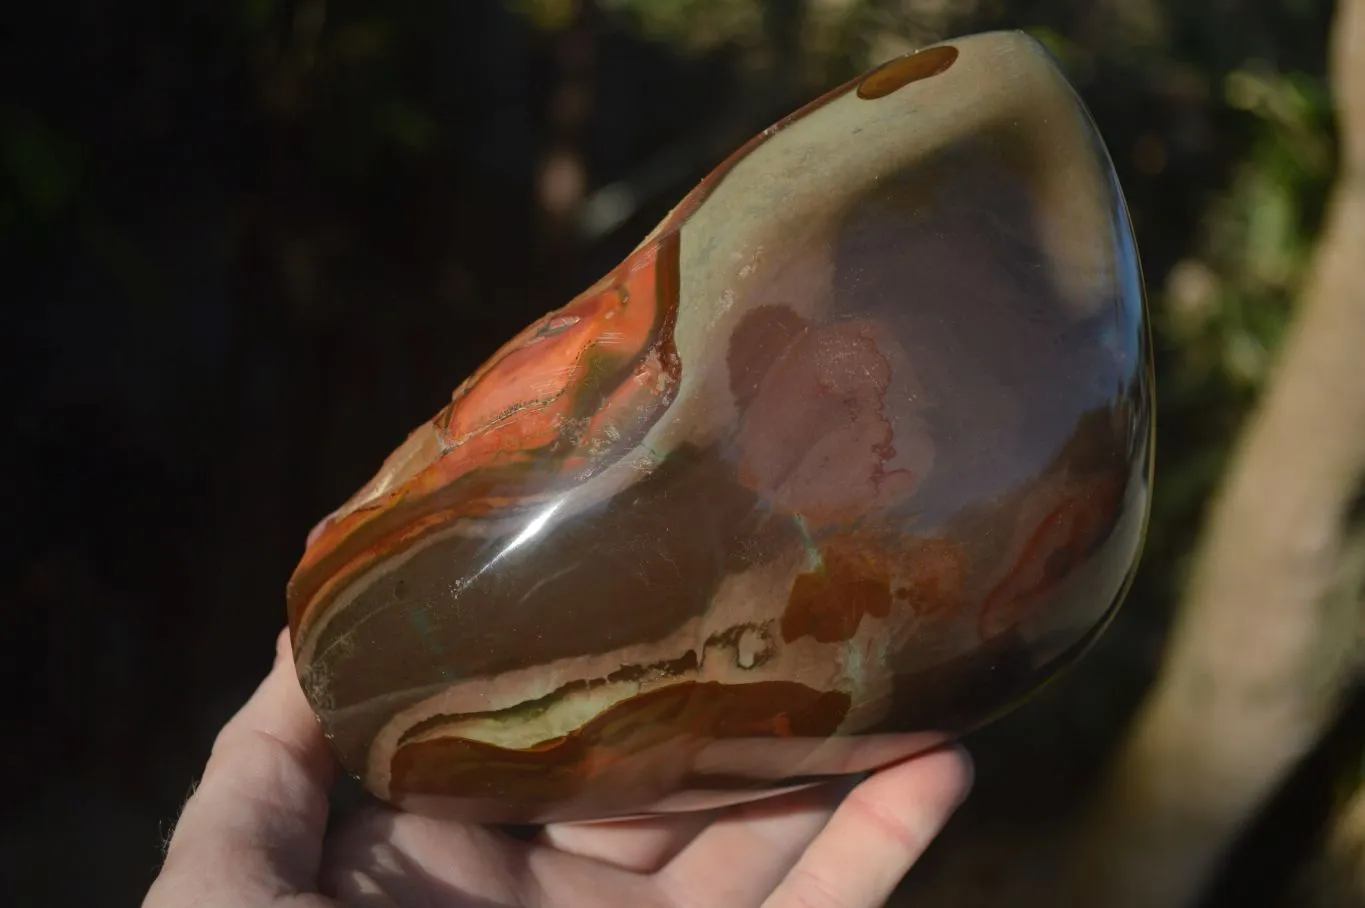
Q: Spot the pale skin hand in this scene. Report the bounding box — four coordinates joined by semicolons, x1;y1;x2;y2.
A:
145;630;972;908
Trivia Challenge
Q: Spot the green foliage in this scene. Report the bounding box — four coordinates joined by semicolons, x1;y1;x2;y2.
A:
598;0;766;49
1151;59;1335;585
0;109;84;233
1179;67;1335;381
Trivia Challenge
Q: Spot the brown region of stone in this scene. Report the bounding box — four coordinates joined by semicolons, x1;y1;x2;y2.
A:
302;444;805;739
856;45;960;101
288;457;546;632
783;538;893;645
388;681;852;802
895;537;970;618
782;529;970;645
727;304;810;412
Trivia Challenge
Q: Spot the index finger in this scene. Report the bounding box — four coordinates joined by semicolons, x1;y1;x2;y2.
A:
147;629;339;905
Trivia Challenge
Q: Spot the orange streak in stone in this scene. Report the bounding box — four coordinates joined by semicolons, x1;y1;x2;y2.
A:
977;474;1125;639
287;234;682;639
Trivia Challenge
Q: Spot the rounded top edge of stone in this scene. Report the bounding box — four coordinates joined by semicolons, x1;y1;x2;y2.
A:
855;29;1081;114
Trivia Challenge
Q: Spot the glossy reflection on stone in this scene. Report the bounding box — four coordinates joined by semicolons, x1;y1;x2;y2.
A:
286;30;1154;824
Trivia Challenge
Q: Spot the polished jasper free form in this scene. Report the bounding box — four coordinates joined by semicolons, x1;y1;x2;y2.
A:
286;30;1153;824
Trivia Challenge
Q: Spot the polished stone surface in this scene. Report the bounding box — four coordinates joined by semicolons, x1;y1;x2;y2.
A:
287;29;1153;824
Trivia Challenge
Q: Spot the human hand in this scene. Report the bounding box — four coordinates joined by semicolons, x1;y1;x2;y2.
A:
145;629;971;908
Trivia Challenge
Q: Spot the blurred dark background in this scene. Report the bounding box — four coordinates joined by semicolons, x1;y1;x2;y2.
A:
3;1;1359;906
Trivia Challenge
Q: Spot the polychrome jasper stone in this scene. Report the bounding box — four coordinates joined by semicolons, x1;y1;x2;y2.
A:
287;29;1153;824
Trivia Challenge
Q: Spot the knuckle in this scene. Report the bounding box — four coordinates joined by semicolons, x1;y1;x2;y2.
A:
778;866;853;908
844;791;930;854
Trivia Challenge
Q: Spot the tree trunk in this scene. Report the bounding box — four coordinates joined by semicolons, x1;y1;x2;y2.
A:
1305;780;1365;908
1064;0;1365;904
